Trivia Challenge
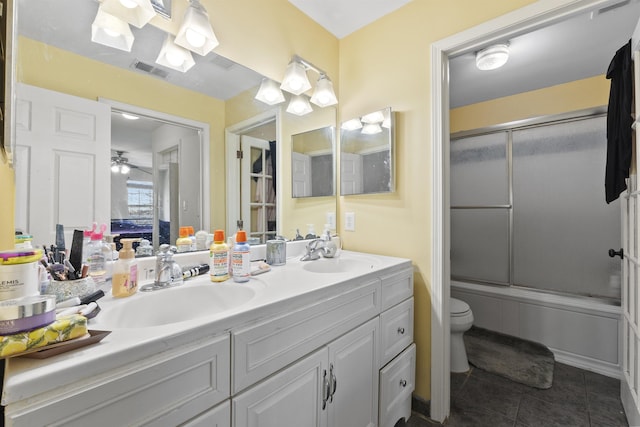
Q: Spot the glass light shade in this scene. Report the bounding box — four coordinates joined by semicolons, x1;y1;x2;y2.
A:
361;110;385;124
174;1;219;56
111;163;120;173
280;61;312;95
341;119;363;131
286;95;313;116
122;113;139;120
120;164;131;174
476;44;509;71
255;78;285;105
361;123;383;135
156;35;195;72
310;75;338;107
91;8;135;52
100;0;156;28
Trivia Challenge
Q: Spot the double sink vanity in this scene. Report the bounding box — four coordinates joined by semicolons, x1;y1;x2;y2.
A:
1;244;415;427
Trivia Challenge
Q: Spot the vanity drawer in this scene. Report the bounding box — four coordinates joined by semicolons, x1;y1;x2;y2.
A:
379;344;416;427
380;297;414;367
380;268;413;311
232;279;380;393
5;334;231;427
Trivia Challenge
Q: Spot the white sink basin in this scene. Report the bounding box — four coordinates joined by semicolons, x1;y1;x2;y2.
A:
301;257;376;274
97;283;256;328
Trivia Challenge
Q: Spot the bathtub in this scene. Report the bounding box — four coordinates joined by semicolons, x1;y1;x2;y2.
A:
451;280;622;379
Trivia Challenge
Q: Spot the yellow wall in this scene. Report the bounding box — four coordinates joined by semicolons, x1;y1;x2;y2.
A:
451;75;610;133
338;0;538;399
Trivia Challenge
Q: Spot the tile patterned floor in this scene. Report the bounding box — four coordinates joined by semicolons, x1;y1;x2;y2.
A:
400;363;628;427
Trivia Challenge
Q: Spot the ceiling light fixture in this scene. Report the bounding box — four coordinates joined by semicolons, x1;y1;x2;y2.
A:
286;95;313;116
475;43;510;71
255;78;285;105
175;0;219;56
100;0;156;28
156;34;195;72
111;151;131;174
91;7;135;52
310;74;338;107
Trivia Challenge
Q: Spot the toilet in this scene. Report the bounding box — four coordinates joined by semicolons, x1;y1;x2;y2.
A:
450;297;474;373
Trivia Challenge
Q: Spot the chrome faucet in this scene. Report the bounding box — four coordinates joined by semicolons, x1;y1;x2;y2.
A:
300;235;339;261
140;244;183;292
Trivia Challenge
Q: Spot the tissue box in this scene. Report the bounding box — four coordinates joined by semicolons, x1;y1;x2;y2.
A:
0;314;88;357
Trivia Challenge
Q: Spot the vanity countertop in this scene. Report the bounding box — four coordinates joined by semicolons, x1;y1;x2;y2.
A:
1;250;412;406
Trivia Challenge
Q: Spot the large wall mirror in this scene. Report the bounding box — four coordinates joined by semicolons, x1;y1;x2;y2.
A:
14;0;336;247
292;126;335;198
340;107;395;195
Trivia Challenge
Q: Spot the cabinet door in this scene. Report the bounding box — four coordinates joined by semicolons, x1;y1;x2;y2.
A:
327;318;379;427
233;348;328;427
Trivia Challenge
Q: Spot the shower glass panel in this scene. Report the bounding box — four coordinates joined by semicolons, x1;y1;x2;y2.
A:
512;116;620;299
451;209;509;284
451;132;508;206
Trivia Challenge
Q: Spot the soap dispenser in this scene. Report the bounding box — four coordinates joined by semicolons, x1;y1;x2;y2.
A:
321;224;340;258
112;238;139;298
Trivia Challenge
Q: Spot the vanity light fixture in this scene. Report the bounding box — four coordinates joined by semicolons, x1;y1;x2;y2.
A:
121;113;140;120
361;110;385;124
280;57;312;95
175;0;219;56
156;34;196;72
310;74;338;107
91;7;135;52
255;78;286;105
286;95;313;116
475;43;510;71
361;123;383;135
341;119;363;131
100;0;156;28
111;151;131;174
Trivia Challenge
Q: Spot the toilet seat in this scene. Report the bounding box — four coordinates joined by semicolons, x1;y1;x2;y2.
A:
451;298;470;316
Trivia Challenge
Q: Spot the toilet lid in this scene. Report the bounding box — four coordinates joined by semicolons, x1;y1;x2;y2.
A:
451;298;470;315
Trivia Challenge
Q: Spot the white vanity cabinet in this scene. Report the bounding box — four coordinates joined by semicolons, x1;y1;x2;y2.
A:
4;333;231;427
233;318;378;427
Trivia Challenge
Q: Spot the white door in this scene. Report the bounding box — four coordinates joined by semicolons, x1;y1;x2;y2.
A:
340;152;363;195
14;84;110;247
232;348;328;427
621;46;640;426
292;151;312;197
240;135;276;243
327;318;379;427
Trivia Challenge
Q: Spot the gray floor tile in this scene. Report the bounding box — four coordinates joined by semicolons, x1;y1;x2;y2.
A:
588;390;628;427
454;369;524;420
516;394;590;427
585;369;621;398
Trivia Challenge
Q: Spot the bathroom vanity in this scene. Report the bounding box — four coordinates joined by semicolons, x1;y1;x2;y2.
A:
1;249;414;427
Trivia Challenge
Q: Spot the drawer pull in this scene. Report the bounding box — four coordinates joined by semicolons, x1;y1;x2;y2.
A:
399;379;407;388
322;369;330;410
397;327;405;335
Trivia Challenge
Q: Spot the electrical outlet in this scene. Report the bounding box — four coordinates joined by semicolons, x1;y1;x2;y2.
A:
327;212;336;230
345;212;355;231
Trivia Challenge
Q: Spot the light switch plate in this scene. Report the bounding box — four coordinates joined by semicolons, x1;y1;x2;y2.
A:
345;212;355;231
327;212;336;230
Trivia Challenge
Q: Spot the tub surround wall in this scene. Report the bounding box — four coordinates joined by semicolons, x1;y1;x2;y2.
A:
452;281;621;378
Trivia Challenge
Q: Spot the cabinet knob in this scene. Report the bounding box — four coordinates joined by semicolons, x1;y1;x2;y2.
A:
399;379;407;387
397;327;405;334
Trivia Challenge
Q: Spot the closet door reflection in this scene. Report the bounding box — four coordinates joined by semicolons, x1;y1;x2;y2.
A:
241;135;276;243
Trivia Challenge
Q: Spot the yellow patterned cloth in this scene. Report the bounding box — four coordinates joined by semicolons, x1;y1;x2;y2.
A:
0;314;88;357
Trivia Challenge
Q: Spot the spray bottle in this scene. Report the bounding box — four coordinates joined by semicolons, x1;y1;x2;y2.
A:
112;238;139;298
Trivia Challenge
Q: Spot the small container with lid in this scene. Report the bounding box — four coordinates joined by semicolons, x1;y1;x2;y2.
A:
231;230;251;283
210;230;230;282
176;226;192;253
0;249;43;301
14;235;33;249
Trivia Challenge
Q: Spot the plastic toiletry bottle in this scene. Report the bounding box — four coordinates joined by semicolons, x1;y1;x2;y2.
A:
176;226;192;253
112;238;139;298
195;229;209;251
188;226;197;251
232;230;250;283
87;224;109;289
210;229;230;282
81;223;97;265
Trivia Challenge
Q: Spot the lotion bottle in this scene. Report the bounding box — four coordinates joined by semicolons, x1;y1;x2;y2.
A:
176;226;191;253
210;229;230;282
232;230;250;283
112;238;138;298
